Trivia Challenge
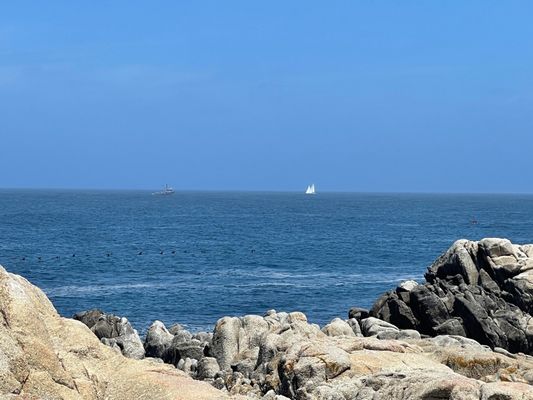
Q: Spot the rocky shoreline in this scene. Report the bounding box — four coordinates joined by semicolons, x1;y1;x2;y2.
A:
1;238;533;399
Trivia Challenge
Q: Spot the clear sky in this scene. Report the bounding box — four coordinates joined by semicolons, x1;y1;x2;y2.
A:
1;2;532;192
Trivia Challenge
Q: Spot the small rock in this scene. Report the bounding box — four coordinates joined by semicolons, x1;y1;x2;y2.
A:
347;318;363;336
360;317;399;337
168;323;185;335
397;329;421;340
397;280;419;292
322;318;355;337
348;307;369;322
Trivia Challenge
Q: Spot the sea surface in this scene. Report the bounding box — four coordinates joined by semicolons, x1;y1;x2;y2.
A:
1;190;532;333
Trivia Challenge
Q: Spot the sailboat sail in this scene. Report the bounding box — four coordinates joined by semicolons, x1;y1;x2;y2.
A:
305;184;316;194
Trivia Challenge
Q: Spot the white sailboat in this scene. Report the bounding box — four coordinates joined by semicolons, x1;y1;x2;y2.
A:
305;184;316;195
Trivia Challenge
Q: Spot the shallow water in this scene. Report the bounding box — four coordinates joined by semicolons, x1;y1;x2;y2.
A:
1;190;532;332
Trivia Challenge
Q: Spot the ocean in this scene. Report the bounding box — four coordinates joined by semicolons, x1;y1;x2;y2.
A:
1;190;532;333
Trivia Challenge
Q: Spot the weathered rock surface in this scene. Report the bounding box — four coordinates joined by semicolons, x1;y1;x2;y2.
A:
142;320;213;376
371;238;533;356
322;317;357;337
0;265;225;399
188;309;533;399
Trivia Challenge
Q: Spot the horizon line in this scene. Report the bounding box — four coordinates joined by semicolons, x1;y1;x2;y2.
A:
1;186;533;196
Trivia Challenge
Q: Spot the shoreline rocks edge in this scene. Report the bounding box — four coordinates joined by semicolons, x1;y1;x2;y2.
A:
2;237;533;399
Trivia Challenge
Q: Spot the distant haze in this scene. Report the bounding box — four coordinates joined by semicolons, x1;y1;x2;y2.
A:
1;2;532;193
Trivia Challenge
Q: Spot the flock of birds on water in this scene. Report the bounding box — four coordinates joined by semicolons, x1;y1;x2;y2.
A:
12;218;480;263
15;248;258;262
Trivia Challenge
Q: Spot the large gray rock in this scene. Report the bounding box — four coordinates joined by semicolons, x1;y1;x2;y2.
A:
74;309;145;359
211;316;247;371
369;238;533;355
409;285;450;331
211;314;271;371
144;320;173;359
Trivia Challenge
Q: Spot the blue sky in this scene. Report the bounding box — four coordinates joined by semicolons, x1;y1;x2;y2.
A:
1;2;532;192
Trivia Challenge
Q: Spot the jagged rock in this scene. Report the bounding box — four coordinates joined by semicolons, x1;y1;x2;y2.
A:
505;270;533;313
385;294;418;329
149;322;215;369
478;268;501;294
479;238;522;283
370;238;533;356
453;293;506;349
144;320;173;358
410;285;450;332
427;239;480;285
212;376;226;390
74;309;145;359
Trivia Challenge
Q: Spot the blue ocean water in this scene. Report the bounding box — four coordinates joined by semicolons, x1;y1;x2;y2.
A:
1;190;532;333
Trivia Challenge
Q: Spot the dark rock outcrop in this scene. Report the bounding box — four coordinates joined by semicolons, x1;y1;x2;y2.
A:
370;238;533;355
142;320;214;377
144;320;173;358
73;309;145;359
